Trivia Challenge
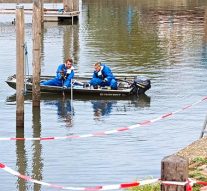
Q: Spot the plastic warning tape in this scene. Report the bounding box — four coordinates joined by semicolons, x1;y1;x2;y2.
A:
160;178;207;190
0;162;159;190
0;96;207;141
161;178;207;191
161;179;194;191
1;162;207;190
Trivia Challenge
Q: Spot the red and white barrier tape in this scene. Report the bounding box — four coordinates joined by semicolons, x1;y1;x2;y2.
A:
161;178;195;190
161;179;207;191
161;178;207;190
1;162;207;190
0;162;159;190
0;96;207;141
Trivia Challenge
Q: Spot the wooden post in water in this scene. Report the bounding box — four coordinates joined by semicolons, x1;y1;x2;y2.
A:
73;0;79;12
161;155;188;191
16;4;25;128
32;0;42;107
41;0;44;24
204;8;207;42
63;0;73;12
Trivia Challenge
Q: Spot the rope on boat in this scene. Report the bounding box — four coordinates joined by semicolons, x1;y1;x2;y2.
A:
0;96;207;141
0;162;207;190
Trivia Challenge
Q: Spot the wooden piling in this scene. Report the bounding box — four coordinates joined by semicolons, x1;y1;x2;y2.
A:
161;155;188;191
73;0;79;12
204;8;207;42
63;0;79;12
63;0;73;12
41;0;44;24
32;0;42;107
16;4;25;128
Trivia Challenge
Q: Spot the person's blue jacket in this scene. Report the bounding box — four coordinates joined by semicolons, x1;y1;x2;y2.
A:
41;63;74;87
56;64;75;87
90;63;117;89
93;64;115;81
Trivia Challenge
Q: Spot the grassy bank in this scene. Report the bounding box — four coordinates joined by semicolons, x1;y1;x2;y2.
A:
129;136;207;190
128;157;207;191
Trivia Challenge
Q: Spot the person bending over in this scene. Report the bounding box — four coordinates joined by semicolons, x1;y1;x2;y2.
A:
89;62;117;90
41;58;74;88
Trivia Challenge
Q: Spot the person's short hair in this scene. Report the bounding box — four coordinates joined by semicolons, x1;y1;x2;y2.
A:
95;62;101;67
66;58;73;63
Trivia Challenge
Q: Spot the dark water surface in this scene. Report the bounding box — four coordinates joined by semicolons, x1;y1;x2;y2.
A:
1;0;207;190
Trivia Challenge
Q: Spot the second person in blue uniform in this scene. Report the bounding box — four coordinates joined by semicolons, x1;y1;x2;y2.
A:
89;62;117;90
41;58;74;88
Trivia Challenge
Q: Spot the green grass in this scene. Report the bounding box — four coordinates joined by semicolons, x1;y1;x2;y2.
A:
129;157;207;191
128;183;160;191
129;182;202;191
191;157;207;164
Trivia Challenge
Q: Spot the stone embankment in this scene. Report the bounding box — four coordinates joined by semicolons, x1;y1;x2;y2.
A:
176;136;207;163
176;136;207;186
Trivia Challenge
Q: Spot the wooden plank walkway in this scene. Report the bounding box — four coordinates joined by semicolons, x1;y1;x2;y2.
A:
0;8;79;22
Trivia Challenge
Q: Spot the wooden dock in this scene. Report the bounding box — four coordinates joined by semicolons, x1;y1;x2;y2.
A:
0;8;79;22
44;11;79;22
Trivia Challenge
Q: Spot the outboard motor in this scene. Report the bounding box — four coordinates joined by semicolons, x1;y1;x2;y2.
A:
131;76;151;96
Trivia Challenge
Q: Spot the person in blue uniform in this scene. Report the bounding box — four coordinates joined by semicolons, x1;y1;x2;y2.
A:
89;62;117;90
41;58;74;88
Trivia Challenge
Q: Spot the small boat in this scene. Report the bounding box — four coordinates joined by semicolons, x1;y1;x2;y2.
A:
6;74;151;97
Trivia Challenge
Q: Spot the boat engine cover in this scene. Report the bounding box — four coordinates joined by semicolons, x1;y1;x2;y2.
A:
131;77;151;95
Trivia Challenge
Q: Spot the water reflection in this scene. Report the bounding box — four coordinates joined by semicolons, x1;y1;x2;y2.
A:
6;94;74;128
32;107;43;191
62;24;79;63
115;94;151;113
2;1;207;190
91;94;150;120
127;5;133;34
15;107;43;191
131;94;151;108
41;22;79;71
92;100;115;120
16;127;27;191
43;98;74;128
202;8;207;66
